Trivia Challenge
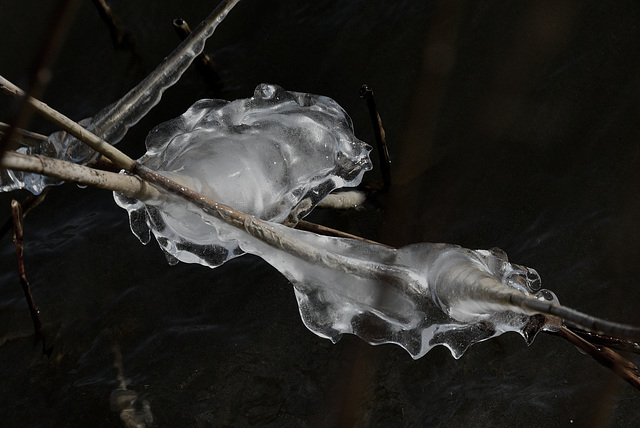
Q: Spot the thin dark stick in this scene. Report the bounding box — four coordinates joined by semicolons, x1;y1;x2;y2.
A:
565;327;640;355
296;219;392;248
360;84;391;191
172;18;223;94
554;326;640;391
11;200;51;356
91;0;135;50
1;189;50;240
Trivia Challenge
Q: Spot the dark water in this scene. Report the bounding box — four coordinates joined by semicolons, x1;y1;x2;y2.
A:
1;1;640;426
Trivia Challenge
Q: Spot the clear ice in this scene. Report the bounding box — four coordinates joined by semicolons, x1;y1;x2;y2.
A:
114;84;372;267
114;84;560;358
234;225;560;359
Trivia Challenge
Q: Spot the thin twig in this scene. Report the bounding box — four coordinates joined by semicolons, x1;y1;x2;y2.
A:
0;75;136;170
0;152;160;201
88;0;241;143
11;200;51;356
565;327;640;355
0;122;47;147
0;188;50;240
173;18;222;94
360;84;391;191
296;219;391;247
91;0;135;51
553;326;640;391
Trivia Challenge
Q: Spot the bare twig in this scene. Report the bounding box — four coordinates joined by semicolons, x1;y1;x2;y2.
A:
360;84;391;191
553;326;640;391
11;200;51;356
296;219;391;247
0;152;160;202
0;75;136;170
172;18;223;94
566;327;640;355
0;188;50;240
0;122;47;147
91;0;135;51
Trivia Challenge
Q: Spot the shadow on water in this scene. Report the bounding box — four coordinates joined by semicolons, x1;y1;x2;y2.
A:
1;1;640;426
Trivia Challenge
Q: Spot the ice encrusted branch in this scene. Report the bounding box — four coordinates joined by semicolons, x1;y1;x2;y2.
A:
2;77;639;360
0;0;241;194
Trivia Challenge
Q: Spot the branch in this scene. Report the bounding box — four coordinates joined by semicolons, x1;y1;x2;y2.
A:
0;152;159;201
0;75;136;170
553;326;640;390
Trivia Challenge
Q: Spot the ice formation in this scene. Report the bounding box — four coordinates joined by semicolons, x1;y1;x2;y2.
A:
231;221;560;359
112;84;566;358
115;84;372;267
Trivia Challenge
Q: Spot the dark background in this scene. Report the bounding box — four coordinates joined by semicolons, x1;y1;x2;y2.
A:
1;1;640;426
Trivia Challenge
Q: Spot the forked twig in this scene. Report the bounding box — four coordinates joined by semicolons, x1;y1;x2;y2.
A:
0;188;50;240
553;326;640;390
567;327;640;354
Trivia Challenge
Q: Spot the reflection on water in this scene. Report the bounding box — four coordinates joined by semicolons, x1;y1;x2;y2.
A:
1;1;640;426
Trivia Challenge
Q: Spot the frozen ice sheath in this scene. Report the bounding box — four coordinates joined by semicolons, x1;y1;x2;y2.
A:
114;84;567;359
234;222;560;359
115;84;372;267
